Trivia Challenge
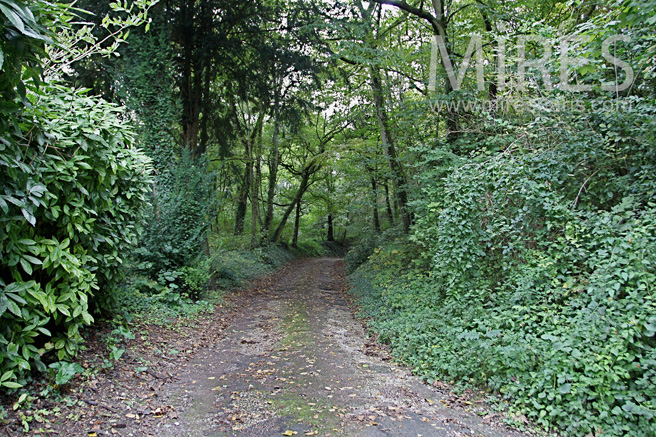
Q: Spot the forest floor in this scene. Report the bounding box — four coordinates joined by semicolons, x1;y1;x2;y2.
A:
2;258;532;436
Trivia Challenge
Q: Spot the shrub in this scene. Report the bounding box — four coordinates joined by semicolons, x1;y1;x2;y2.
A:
291;239;327;258
133;150;214;278
345;226;405;273
0;84;150;389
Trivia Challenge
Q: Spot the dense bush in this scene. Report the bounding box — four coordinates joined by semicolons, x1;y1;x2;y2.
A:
133;150;214;278
349;103;656;435
0;84;151;388
123;27;216;285
345;226;405;273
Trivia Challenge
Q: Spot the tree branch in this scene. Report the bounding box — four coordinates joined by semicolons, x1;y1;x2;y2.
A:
371;0;442;35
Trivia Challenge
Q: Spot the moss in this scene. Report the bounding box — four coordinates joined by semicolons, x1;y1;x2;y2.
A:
269;391;341;432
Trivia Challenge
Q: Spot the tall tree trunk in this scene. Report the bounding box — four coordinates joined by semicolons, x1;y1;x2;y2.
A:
264;113;280;238
179;9;202;152
292;200;301;248
384;181;394;226
370;176;381;233
271;167;313;243
234;142;251;236
250;112;264;248
369;66;412;233
373;0;459;142
327;214;334;242
325;171;336;242
198;60;212;155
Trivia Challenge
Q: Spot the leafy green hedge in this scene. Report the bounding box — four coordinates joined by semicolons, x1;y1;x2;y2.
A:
349;104;656;435
0;84;150;389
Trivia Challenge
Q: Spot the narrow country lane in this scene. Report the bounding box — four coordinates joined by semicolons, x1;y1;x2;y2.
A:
149;259;526;437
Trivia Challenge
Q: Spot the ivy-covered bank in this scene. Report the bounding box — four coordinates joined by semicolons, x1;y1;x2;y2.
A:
349;230;655;436
347;106;656;436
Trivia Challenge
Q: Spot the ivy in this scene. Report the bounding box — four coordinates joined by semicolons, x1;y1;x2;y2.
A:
349;100;656;435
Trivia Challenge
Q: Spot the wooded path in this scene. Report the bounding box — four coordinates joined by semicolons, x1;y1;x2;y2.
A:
148;258;525;436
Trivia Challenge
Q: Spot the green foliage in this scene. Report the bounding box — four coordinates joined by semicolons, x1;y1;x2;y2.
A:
180;263;211;301
122;26;178;169
210;245;294;289
108;243;299;324
0;0;52;128
0;83;150;389
134;150;214;278
48;361;83;387
122;28;216;284
100;325;134;369
107;278;213;324
345;226;406;273
350;101;656;435
345;234;378;273
290;239;327;258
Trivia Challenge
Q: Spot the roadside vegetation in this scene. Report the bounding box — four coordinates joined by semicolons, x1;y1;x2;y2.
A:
1;0;655;435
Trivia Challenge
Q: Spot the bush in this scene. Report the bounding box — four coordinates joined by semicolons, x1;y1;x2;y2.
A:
350;105;656;435
291;239;327;258
345;226;405;273
0;84;151;389
134;150;214;278
209;245;294;290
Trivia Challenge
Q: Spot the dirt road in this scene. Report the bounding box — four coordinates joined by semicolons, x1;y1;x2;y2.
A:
148;258;524;437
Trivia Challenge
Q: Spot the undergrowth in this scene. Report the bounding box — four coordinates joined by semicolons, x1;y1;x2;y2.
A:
349;235;656;436
349;208;656;437
347;105;656;437
108;242;326;323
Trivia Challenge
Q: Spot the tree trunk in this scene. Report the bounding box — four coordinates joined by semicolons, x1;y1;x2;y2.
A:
234;143;251;236
250;134;261;248
384;181;394;226
327;214;334;241
264;113;280;238
371;177;381;233
198;59;212;156
369;66;412;233
373;0;459;142
271;167;313;243
292;200;301;248
251;122;263;248
179;4;202;153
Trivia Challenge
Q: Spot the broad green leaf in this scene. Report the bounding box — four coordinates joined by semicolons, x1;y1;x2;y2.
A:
0;3;25;34
21;208;36;226
19;258;33;275
0;370;13;382
6;299;20;317
22;254;42;265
